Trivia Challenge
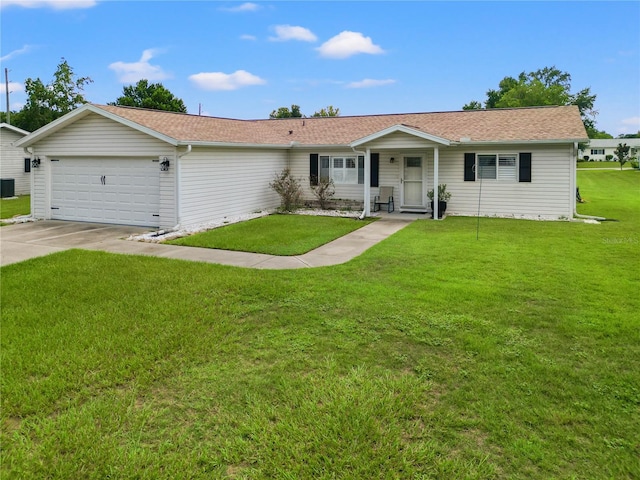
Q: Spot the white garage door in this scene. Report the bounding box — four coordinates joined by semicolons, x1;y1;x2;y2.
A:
51;158;160;227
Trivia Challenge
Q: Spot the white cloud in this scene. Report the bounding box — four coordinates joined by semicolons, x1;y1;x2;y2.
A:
1;0;97;9
317;31;385;59
220;2;260;12
0;81;24;95
269;25;317;42
240;34;257;41
0;45;32;62
620;116;640;132
189;70;266;91
347;78;396;89
108;49;170;83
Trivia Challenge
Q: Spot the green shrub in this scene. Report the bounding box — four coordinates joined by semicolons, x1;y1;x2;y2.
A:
270;169;303;212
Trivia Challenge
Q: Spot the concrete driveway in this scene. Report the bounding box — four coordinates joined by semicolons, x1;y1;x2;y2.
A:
1;217;414;269
0;221;150;267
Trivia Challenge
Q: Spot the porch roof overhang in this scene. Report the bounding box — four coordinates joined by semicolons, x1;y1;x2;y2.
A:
349;124;451;148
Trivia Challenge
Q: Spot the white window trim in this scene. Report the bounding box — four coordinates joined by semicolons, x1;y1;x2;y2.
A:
320;155;361;185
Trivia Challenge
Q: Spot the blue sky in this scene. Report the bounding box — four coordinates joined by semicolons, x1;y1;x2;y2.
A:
1;0;639;135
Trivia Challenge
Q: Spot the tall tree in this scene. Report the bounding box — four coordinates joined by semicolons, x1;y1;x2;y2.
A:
109;80;187;113
13;58;92;131
269;104;303;119
312;105;340;117
463;66;599;137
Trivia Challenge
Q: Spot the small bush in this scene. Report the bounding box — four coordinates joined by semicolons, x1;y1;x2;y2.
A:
310;176;335;209
270;169;303;212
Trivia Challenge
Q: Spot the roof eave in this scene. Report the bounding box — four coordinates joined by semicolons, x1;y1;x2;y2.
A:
0;123;30;136
453;138;589;146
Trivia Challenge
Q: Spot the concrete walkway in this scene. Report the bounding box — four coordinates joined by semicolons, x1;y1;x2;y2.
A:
0;217;414;269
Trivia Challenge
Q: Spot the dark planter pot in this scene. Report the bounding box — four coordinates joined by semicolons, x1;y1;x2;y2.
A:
430;201;447;219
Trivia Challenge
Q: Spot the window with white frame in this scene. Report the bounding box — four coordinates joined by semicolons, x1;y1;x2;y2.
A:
319;155;361;184
591;148;605;155
477;154;517;181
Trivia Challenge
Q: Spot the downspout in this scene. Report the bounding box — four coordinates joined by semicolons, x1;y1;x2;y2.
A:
351;146;367;219
174;144;192;228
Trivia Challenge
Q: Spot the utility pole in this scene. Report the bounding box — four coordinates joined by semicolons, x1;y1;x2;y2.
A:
5;68;10;125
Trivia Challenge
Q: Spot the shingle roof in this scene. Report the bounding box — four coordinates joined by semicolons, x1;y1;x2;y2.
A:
96;104;588;146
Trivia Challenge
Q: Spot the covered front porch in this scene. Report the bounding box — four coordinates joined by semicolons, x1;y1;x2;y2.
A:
350;124;452;219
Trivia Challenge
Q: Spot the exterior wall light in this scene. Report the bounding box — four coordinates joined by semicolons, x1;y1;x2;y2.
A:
31;158;41;168
160;157;170;171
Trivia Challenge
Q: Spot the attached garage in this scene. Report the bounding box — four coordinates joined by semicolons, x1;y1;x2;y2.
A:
50;158;160;227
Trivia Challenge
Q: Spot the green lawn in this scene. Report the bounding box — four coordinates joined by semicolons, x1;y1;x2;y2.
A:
167;214;375;255
0;194;30;220
577;161;626;169
2;171;639;479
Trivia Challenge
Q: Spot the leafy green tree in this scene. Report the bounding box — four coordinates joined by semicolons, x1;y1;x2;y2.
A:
109;79;187;113
312;105;340;117
462;100;483;110
618;131;640;139
462;66;599;137
614;143;630;170
13;58;92;131
269;104;303;119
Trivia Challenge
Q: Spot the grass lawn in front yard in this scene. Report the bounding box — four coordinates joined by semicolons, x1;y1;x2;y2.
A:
0;195;30;221
166;213;376;255
1;171;638;479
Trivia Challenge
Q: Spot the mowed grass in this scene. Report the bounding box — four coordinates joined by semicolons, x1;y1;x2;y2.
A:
167;214;375;255
2;171;639;479
0;194;30;220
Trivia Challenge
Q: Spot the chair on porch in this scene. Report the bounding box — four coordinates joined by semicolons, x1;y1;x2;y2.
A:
373;186;395;213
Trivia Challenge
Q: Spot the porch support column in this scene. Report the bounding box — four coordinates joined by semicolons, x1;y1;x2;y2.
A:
364;147;371;216
433;146;439;220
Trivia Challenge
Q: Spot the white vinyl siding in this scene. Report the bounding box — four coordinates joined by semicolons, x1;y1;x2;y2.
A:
432;144;573;219
0;127;30;195
293;143;573;219
33;113;171;157
178;147;287;226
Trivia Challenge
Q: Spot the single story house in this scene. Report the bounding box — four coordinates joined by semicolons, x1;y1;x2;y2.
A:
15;104;588;229
578;138;640;162
0;123;31;196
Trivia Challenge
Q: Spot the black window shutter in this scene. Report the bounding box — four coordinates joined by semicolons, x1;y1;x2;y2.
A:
519;153;532;182
464;153;475;181
24;158;31;173
310;153;319;185
370;153;379;187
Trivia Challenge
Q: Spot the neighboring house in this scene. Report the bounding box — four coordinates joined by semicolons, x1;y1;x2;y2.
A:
0;123;31;195
578;138;640;161
15;104;588;229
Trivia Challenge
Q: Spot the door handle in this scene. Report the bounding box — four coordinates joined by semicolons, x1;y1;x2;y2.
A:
101;175;106;185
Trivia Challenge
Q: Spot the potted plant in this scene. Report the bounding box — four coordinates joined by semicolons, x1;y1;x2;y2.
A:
427;184;451;219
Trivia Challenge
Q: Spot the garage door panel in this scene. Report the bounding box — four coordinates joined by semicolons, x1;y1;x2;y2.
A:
51;158;160;227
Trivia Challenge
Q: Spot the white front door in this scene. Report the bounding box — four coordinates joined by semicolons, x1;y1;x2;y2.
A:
51;158;160;227
402;156;424;209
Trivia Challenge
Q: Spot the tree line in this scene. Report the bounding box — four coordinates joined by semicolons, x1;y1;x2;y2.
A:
3;59;637;140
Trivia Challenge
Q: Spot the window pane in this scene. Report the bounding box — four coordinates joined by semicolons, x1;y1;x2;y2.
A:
333;158;343;168
345;157;356;169
478;155;496;179
498;155;517;181
406;157;421;168
320;156;330;181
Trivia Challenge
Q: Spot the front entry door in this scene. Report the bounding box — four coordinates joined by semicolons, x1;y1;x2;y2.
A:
402;156;424;209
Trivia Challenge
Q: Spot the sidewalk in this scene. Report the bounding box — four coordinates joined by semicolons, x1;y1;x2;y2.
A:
1;217;414;269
